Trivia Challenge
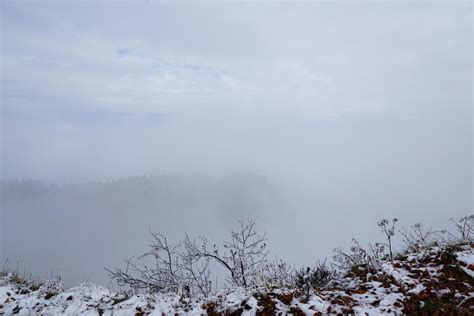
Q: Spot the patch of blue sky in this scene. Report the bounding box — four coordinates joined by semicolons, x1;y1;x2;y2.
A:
118;48;131;56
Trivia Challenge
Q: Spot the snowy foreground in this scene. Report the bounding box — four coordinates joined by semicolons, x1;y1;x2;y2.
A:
1;243;473;315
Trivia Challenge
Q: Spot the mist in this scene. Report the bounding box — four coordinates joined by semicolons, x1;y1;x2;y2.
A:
1;1;472;288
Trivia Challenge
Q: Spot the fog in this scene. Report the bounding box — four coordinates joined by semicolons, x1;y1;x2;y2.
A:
1;1;472;288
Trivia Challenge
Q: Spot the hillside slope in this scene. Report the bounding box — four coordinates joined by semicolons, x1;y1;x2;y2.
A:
1;243;473;315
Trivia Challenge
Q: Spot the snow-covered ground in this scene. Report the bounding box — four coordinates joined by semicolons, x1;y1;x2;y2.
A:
1;243;473;315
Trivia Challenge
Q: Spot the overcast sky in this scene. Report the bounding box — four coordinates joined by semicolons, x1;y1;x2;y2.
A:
1;0;471;182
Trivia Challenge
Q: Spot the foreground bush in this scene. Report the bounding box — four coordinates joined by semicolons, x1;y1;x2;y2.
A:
2;240;473;314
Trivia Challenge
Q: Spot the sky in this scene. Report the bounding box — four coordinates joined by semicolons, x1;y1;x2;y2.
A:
0;0;473;286
1;0;471;181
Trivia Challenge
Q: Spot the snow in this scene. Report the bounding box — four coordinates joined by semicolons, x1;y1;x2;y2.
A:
457;249;474;266
407;283;425;295
461;267;474;278
382;263;416;285
349;280;404;315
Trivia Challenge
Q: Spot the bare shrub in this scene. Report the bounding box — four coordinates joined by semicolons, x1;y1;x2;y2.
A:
309;259;338;289
295;267;312;299
1;259;37;290
400;223;447;252
106;214;473;297
107;219;267;295
261;258;293;289
295;259;337;294
106;230;212;296
182;235;213;296
333;239;386;272
39;274;64;297
378;218;398;261
185;218;268;288
450;214;474;241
